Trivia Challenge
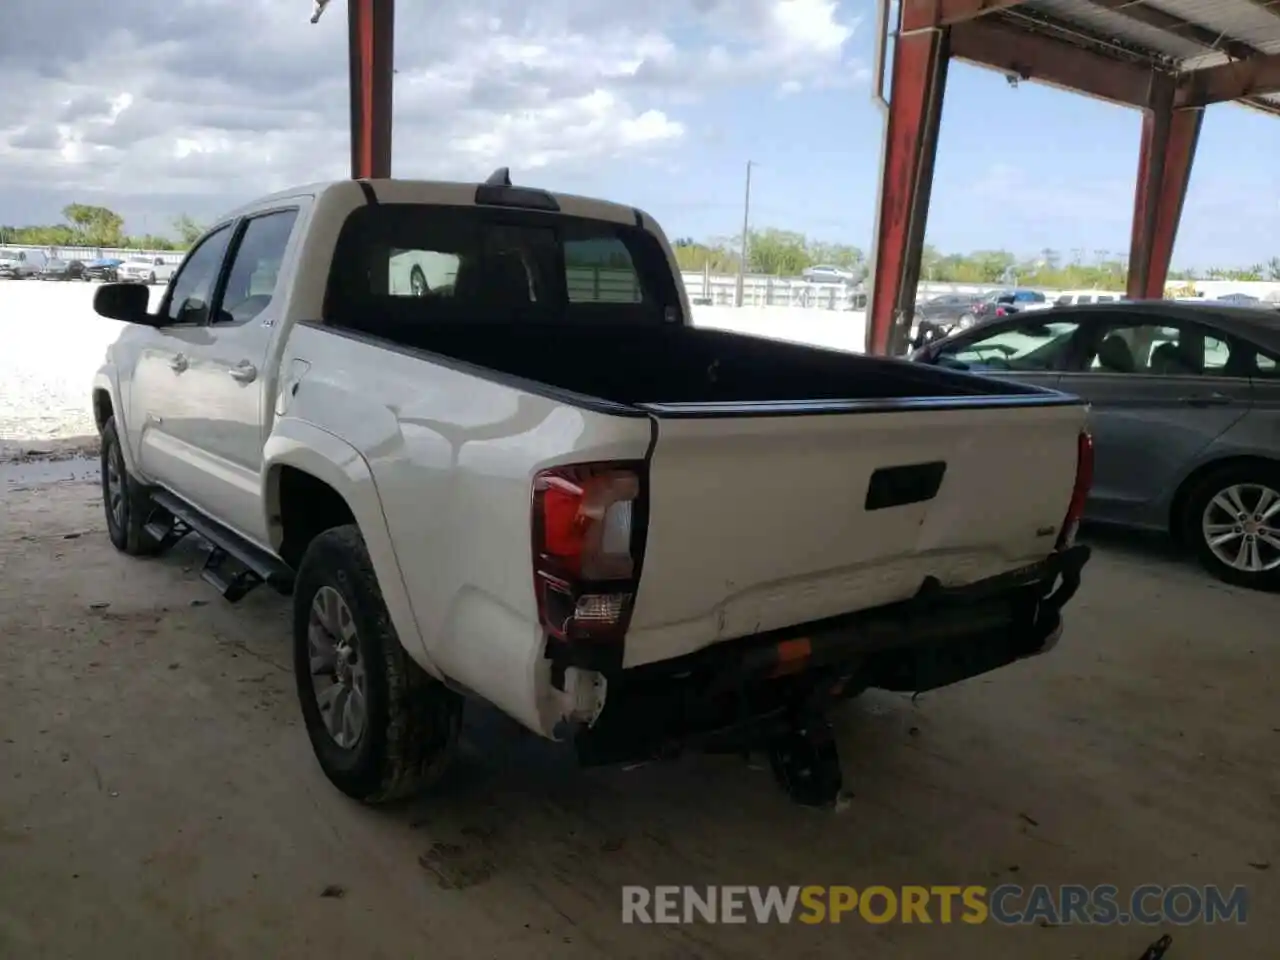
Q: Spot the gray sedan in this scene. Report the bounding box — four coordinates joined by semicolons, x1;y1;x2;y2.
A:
911;301;1280;590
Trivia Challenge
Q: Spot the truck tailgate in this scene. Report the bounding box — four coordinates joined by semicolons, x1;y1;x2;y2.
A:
623;399;1089;667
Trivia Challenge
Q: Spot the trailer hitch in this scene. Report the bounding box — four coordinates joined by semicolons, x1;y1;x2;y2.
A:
767;713;843;808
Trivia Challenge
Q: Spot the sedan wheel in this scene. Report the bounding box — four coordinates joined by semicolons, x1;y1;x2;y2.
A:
1184;465;1280;590
1202;484;1280;573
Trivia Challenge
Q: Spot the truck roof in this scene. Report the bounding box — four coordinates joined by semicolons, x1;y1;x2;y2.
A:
223;178;643;228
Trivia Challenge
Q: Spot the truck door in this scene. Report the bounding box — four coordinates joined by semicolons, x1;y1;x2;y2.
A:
127;224;235;493
161;207;302;547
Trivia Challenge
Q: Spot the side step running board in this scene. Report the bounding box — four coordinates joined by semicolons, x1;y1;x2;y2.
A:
150;490;294;602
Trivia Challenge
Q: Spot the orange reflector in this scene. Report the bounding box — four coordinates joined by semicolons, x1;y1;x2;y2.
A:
769;637;813;677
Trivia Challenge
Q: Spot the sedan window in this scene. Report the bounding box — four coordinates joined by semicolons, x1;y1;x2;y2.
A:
1079;320;1249;377
935;319;1082;373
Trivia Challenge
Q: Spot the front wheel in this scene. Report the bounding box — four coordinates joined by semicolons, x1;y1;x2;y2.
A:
100;417;163;556
293;525;463;804
1182;463;1280;590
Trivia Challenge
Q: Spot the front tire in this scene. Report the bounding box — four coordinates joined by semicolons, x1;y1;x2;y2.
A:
293;525;462;804
100;417;162;556
1182;462;1280;590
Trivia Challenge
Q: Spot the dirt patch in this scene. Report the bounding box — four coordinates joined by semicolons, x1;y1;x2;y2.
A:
2;482;1278;959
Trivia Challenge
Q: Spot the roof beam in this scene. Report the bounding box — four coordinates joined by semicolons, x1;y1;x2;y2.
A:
949;18;1153;107
901;0;1028;32
1176;50;1280;106
1085;0;1258;62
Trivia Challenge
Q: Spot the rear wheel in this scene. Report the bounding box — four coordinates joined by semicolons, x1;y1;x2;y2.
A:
1182;462;1280;590
100;417;162;556
293;525;463;803
148;271;156;285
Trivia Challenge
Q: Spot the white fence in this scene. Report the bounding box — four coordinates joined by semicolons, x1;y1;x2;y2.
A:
0;242;186;265
7;239;1277;305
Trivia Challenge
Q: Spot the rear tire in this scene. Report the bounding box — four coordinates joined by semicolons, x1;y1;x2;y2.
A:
293;525;463;804
1181;462;1280;591
100;417;163;556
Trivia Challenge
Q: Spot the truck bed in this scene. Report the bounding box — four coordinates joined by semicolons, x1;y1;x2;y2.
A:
339;318;1060;409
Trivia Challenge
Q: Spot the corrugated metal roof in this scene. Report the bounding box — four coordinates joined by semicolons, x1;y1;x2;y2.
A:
1025;0;1209;61
1002;0;1280;65
983;0;1280;113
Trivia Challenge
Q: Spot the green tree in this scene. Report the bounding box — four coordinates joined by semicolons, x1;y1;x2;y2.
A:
172;214;206;246
745;228;811;276
61;203;125;246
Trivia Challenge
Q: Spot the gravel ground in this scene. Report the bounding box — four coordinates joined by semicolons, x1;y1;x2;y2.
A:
0;279;160;447
2;478;1278;959
0;279;866;457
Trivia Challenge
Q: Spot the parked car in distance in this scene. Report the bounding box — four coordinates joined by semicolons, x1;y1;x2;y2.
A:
89;172;1093;811
802;264;859;284
911;292;990;345
910;301;1280;590
0;248;47;279
1053;290;1124;307
969;288;1047;323
83;258;124;282
116;255;177;285
38;257;86;281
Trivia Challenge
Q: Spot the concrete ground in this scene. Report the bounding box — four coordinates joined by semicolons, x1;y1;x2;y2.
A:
2;476;1277;959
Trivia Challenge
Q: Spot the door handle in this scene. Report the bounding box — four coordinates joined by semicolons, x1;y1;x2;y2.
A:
228;361;258;384
169;353;189;373
1179;392;1232;407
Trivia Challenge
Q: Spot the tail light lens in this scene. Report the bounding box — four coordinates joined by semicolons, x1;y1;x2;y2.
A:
995;306;1007;317
532;462;646;652
1057;430;1094;549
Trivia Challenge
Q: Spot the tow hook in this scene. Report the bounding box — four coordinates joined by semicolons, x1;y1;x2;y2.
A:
767;713;843;808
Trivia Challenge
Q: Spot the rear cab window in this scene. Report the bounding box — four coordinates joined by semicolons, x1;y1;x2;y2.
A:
323;203;681;342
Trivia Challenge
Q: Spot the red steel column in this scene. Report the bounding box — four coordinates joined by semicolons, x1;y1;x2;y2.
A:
348;0;395;179
867;24;949;356
1127;77;1203;300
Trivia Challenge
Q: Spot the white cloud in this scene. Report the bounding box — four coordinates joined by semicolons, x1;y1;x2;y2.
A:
0;0;860;227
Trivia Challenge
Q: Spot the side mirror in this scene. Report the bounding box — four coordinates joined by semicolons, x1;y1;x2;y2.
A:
93;282;156;325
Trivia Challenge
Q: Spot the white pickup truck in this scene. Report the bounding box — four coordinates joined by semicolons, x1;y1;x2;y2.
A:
90;172;1094;808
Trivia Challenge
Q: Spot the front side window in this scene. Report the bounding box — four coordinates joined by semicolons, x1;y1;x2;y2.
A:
937;318;1082;373
162;224;233;325
215;209;299;324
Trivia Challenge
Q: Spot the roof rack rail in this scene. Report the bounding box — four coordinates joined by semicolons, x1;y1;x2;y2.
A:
474;167;559;212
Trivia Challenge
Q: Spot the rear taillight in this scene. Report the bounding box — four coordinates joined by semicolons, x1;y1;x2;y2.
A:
995;306;1007;317
1057;431;1094;549
532;462;646;653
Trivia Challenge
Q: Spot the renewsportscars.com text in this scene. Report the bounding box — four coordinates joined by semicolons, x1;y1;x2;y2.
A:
621;884;1249;926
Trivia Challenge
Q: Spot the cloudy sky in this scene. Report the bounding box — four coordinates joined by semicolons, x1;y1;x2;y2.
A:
0;0;1277;266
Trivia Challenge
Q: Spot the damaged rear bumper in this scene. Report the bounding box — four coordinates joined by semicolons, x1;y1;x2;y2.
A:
574;544;1091;766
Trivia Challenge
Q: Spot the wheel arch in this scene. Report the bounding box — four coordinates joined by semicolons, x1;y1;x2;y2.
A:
92;371;141;476
1169;454;1280;544
262;419;441;678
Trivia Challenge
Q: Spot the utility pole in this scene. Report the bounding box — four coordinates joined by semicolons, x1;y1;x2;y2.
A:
736;160;754;307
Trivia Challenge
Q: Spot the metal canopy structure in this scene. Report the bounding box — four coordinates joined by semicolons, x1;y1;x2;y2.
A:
867;0;1280;354
326;0;1280;354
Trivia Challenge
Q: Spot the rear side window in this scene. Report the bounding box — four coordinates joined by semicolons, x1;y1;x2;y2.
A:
216;209;298;325
323;204;679;336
